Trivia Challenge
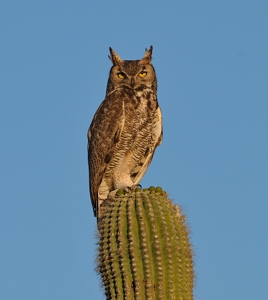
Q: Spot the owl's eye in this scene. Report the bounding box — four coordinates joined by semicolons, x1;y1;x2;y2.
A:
117;72;125;79
139;71;147;78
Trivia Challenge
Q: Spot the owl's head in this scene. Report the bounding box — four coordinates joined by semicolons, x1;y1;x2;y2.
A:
106;46;157;94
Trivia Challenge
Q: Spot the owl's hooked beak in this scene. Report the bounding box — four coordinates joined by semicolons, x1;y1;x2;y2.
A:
131;78;135;88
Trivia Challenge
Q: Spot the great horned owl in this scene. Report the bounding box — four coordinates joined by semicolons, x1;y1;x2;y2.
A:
88;46;162;218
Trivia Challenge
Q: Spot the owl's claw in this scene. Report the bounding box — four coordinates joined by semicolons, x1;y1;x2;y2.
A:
108;190;118;199
124;184;142;192
109;184;142;198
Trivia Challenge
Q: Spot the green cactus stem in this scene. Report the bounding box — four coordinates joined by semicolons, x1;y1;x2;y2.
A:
96;187;194;300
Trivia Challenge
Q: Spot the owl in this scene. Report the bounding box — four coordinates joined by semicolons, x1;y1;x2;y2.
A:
88;46;163;218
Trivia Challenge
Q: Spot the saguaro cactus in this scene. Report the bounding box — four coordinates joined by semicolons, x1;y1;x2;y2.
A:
96;187;194;300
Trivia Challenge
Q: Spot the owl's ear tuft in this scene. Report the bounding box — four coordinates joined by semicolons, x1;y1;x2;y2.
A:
108;47;122;65
140;46;153;64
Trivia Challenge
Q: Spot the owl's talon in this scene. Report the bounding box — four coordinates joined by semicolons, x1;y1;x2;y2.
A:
109;189;118;198
124;184;142;192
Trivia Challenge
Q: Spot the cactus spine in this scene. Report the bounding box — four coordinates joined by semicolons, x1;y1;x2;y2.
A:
97;187;194;300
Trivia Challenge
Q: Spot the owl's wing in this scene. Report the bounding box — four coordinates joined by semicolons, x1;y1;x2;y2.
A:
88;91;124;216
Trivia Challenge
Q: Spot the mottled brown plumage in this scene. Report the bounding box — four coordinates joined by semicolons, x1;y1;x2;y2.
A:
88;46;162;218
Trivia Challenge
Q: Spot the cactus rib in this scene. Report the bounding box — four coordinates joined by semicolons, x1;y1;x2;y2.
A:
97;187;194;300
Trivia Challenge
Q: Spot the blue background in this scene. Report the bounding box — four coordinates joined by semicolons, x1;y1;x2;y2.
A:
1;1;267;299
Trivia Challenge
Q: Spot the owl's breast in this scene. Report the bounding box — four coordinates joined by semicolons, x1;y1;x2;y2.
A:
103;87;161;188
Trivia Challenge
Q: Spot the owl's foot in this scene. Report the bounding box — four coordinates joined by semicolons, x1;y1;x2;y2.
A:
109;184;142;199
108;190;118;199
124;184;142;192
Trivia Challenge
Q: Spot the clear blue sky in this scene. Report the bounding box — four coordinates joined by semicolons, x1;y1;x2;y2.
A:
1;1;267;299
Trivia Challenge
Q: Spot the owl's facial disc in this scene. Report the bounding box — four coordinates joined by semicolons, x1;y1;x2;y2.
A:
111;63;155;90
